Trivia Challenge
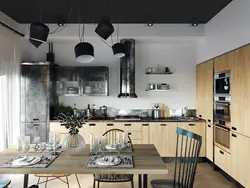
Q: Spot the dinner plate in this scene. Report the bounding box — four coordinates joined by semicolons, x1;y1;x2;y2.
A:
95;156;121;166
105;144;117;150
12;156;41;166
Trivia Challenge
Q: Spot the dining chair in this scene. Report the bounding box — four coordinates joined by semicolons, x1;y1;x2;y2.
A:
34;133;81;188
0;179;11;188
93;128;134;188
151;127;202;188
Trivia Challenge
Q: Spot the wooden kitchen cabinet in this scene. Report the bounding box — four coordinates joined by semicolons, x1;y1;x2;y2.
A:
149;122;177;157
214;146;231;175
196;60;214;122
141;123;150;144
214;53;231;73
231;132;250;187
206;124;214;162
177;122;206;157
231;45;250;137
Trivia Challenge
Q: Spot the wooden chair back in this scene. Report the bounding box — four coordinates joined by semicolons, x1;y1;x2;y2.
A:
102;128;132;145
173;127;202;188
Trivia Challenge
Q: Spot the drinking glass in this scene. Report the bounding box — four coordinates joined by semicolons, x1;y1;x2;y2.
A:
22;136;30;155
33;136;40;151
39;142;47;157
117;132;124;156
100;136;108;156
17;137;23;155
49;132;61;155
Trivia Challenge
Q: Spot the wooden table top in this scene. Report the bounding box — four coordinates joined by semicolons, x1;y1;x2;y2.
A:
0;144;168;174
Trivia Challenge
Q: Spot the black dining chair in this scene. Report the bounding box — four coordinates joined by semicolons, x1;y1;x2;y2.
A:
93;128;134;188
151;127;202;188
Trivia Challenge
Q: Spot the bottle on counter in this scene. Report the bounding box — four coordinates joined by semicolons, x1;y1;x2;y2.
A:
86;104;92;118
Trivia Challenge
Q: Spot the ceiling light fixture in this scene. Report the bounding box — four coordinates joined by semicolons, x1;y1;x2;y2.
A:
29;22;49;48
112;24;125;58
95;18;114;40
147;20;154;27
192;20;199;27
74;24;94;63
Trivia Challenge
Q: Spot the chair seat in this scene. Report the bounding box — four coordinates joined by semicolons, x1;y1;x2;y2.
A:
95;174;133;182
0;180;11;188
151;179;184;188
34;174;71;178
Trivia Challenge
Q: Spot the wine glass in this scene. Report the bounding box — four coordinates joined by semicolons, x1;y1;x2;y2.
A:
117;132;124;156
100;136;108;156
22;136;30;155
39;142;47;157
17;137;23;155
33;136;40;151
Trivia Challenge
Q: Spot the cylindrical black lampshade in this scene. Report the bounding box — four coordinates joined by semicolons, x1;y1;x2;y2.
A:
112;43;126;58
74;42;94;63
29;22;49;48
95;19;114;40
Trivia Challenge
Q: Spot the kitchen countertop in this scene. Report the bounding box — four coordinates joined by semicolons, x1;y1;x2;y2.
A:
51;117;205;123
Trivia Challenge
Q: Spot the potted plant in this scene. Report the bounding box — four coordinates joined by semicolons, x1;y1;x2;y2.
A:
55;107;89;155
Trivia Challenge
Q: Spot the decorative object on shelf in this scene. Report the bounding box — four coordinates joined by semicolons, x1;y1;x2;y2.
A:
55;106;89;155
146;83;171;91
145;66;173;74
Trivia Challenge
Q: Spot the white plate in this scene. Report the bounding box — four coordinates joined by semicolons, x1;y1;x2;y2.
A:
12;156;41;166
105;144;117;150
95;156;121;166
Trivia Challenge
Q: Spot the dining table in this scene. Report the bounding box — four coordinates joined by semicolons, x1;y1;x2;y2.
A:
0;144;168;188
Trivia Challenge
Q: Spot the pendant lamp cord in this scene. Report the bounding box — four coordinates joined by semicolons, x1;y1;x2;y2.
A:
117;24;119;43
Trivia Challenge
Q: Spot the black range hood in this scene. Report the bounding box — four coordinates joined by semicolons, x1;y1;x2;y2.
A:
118;39;137;98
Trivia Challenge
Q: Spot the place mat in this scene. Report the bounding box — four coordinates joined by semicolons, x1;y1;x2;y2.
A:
86;155;134;168
0;155;59;168
104;145;132;153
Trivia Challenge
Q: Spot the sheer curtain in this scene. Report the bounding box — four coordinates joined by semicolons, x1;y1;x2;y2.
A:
0;25;21;150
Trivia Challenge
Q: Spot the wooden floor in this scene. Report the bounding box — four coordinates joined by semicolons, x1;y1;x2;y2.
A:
1;163;236;188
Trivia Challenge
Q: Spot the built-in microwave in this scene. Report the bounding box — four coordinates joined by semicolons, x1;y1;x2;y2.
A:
214;71;230;94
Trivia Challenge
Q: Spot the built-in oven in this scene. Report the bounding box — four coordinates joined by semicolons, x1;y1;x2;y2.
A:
214;71;230;94
214;120;230;152
214;95;231;121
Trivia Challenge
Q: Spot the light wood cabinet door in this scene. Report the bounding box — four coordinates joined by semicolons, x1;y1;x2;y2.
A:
149;122;177;157
214;146;230;175
177;122;206;157
231;132;250;187
231;45;250;137
206;124;214;161
141;123;150;144
214;53;231;73
196;60;213;122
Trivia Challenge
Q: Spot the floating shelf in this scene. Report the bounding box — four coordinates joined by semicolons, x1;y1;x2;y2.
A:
146;72;173;75
146;89;172;92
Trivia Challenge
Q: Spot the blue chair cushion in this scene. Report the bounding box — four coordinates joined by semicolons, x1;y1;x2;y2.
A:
0;180;11;187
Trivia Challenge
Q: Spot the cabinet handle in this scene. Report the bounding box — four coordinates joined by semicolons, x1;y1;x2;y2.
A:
160;124;167;126
199;115;202;118
89;124;96;126
33;118;39;121
32;124;39;126
208;119;211;122
188;123;195;126
208;125;211;128
232;127;237;131
124;124;131;126
142;124;149;126
220;150;224;155
107;124;114;126
232;133;237;138
128;132;132;135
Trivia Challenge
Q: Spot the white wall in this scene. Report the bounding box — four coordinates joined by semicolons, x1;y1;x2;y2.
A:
22;38;198;110
197;0;250;63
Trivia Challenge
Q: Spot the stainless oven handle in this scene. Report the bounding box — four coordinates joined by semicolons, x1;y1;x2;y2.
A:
214;102;231;105
215;124;230;131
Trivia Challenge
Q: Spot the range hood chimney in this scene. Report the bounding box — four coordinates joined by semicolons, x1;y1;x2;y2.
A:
118;39;137;98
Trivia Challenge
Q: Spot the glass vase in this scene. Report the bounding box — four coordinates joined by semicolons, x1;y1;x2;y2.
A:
62;134;85;155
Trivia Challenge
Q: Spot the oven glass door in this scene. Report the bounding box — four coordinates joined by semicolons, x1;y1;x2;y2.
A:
214;102;230;120
215;77;230;94
214;125;230;150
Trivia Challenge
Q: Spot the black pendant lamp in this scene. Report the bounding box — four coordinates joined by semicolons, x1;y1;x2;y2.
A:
95;18;114;40
74;24;94;63
112;24;125;58
29;22;49;48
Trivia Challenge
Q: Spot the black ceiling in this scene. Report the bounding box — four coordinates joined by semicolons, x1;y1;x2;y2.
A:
1;0;232;24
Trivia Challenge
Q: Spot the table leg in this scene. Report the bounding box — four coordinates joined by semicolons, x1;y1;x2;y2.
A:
23;174;29;188
138;174;142;188
143;174;148;188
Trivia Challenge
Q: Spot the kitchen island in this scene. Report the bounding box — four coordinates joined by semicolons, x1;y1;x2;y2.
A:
50;118;206;157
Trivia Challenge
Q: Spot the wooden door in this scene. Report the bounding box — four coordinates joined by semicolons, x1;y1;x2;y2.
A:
177;122;206;157
231;45;250;137
206;124;214;162
196;63;204;119
204;60;214;123
214;53;231;73
141;123;150;144
214;146;231;175
149;122;177;157
231;132;250;187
